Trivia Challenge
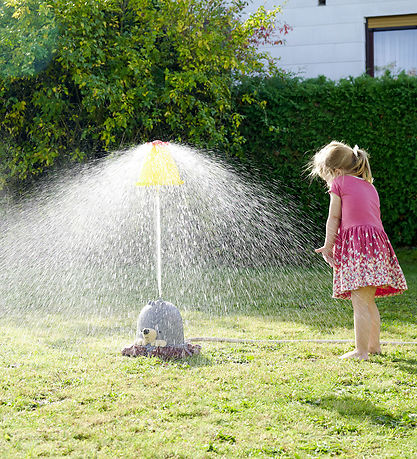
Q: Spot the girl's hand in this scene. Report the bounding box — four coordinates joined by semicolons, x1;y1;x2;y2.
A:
315;246;336;268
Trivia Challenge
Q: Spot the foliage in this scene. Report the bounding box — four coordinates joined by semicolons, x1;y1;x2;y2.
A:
0;0;58;78
0;0;288;186
236;73;417;246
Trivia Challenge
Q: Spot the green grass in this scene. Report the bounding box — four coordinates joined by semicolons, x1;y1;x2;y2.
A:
0;251;416;458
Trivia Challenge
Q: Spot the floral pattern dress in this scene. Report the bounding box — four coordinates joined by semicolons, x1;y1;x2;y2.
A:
333;225;407;299
330;175;407;299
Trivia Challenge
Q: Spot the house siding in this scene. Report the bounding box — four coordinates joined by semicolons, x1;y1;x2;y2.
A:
245;0;417;79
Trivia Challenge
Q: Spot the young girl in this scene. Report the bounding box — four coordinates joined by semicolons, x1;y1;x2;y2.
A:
309;141;407;360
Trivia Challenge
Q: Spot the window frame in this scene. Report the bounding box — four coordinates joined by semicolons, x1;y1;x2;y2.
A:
366;15;417;77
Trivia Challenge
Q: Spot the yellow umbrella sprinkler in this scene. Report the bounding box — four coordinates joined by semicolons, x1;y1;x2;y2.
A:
136;140;183;187
136;140;184;298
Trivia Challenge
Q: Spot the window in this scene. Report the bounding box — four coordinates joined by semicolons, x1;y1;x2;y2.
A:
318;0;326;5
366;14;417;77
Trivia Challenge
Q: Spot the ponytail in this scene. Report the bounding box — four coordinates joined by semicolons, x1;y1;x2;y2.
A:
351;146;373;183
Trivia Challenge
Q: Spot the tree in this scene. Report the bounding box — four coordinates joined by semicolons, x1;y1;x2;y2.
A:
0;0;289;187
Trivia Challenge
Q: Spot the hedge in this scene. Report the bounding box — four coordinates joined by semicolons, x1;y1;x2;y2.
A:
236;73;417;247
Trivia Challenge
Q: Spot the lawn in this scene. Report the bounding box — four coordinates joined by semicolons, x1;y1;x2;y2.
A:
0;251;416;458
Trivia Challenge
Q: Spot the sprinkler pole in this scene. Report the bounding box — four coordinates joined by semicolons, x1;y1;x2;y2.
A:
155;185;162;298
136;140;183;299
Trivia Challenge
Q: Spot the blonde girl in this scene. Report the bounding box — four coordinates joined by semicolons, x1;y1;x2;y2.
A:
309;141;407;360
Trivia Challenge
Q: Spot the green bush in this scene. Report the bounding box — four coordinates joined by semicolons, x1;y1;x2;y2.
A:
236;73;417;246
0;0;284;186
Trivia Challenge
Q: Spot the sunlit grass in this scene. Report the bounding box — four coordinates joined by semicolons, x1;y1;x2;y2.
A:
0;251;415;457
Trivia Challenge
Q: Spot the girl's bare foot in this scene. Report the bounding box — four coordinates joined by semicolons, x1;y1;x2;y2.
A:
368;348;382;355
339;350;368;360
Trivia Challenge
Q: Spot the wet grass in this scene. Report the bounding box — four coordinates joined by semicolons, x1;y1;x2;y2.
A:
0;250;416;458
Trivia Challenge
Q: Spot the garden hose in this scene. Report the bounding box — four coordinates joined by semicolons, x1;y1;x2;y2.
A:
188;337;417;345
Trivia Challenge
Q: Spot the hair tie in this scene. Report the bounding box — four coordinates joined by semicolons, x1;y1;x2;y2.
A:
353;145;359;157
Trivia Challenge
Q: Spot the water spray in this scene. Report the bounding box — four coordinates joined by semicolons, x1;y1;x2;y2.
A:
1;139;413;357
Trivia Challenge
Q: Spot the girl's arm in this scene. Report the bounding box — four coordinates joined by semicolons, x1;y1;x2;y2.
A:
315;192;341;267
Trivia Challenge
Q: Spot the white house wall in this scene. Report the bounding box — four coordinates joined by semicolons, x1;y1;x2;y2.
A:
245;0;417;79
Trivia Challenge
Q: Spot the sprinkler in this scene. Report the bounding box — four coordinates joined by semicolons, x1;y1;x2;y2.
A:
122;141;200;359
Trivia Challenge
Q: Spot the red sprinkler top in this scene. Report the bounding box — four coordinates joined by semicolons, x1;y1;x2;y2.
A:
150;140;169;147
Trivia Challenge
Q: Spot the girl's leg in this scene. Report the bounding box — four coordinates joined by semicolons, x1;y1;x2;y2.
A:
340;286;377;360
368;300;381;354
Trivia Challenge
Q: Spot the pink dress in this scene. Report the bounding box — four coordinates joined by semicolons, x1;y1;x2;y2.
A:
330;175;407;299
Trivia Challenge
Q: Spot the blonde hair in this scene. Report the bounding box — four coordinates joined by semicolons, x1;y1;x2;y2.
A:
308;141;373;184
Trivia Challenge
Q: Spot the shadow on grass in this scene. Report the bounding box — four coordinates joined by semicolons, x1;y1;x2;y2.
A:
376;355;417;376
121;343;263;368
180;353;213;367
393;361;417;376
310;395;417;429
122;352;213;368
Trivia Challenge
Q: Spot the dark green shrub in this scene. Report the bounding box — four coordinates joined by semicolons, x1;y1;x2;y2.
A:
236;73;417;246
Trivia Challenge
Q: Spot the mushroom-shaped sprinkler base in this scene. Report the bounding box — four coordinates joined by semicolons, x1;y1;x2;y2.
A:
122;299;201;359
